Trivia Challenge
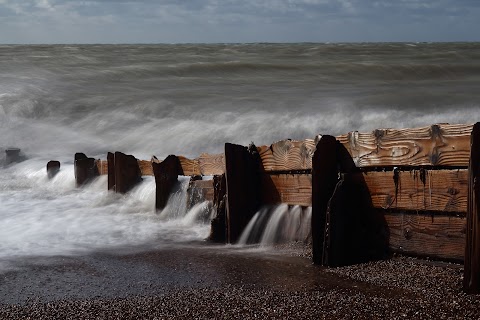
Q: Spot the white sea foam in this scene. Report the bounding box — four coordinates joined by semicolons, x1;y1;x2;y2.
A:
0;43;478;269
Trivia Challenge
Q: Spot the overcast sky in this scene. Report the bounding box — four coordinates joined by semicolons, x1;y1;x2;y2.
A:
0;0;479;44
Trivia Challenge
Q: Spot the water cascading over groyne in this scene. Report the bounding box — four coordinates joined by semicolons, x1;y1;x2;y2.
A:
66;122;480;294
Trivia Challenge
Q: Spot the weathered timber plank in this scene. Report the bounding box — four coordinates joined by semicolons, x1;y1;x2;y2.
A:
137;160;153;176
74;153;99;187
340;124;473;167
198;153;225;175
385;212;466;261
96;160;108;175
311;136;339;265
464;122;480;293
261;173;312;207
153;155;182;211
178;156;201;176
257;139;316;172
107;153;114;190
188;180;214;204
363;169;468;212
225;143;261;244
323;173;388;267
46;160;60;179
114;152;142;194
209;174;227;243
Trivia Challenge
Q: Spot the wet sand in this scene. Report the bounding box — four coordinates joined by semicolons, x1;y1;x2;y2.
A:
1;243;480;319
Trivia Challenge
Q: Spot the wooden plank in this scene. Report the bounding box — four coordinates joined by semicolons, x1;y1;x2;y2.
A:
363;169;468;212
46;160;60;179
209;174;227;243
107;153;114;190
113;152;142;194
257;139;316;172
186;179;214;215
311;135;338;265
340;124;473;168
74;153;99;187
261;173;312;207
178;156;201;176
188;180;214;204
198;153;225;175
464;122;480;293
385;212;466;261
153;155;182;211
96;160;108;175
137;160;153;176
323;173;388;267
225;143;262;244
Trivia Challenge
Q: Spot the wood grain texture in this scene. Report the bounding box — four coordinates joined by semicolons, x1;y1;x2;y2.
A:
385;212;466;261
340;124;473;168
137;160;153;176
96;160;108;175
363;169;468;212
198;153;225;175
187;180;214;206
261;173;312;206
464;122;480;293
178;156;201;176
257;139;316;172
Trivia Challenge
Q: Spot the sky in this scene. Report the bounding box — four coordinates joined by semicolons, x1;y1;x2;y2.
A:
0;0;479;44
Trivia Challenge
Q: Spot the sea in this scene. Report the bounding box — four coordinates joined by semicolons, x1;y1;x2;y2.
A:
0;43;479;271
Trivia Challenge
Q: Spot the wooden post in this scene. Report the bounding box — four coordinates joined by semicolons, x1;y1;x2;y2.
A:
464;122;480;293
224;143;261;244
209;174;227;243
5;148;21;164
113;151;142;194
74;153;99;187
46;160;60;179
311;136;339;264
152;155;182;211
322;172;387;267
107;152;115;191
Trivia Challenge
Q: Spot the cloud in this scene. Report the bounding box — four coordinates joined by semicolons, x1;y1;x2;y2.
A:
0;0;479;43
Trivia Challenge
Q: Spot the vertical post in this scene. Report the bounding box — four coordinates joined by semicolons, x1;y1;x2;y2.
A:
107;152;115;191
152;155;182;211
464;122;480;293
311;136;338;265
5;148;21;164
209;174;227;243
46;160;60;179
74;153;99;187
113;151;142;194
224;143;261;244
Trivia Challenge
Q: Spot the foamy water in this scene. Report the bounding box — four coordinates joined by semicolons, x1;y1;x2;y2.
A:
0;43;478;269
0;161;211;271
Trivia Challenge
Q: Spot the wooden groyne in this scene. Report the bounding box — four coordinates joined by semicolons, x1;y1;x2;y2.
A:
70;122;480;293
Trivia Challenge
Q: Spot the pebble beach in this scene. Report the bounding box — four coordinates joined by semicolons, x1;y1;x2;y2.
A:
1;244;479;319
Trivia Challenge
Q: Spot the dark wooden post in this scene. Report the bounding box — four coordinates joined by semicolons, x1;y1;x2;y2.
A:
152;155;182;211
224;143;261;244
107;152;115;191
113;151;142;194
74;153;99;187
209;174;227;243
46;160;60;179
311;136;338;265
5;148;21;164
464;122;480;293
